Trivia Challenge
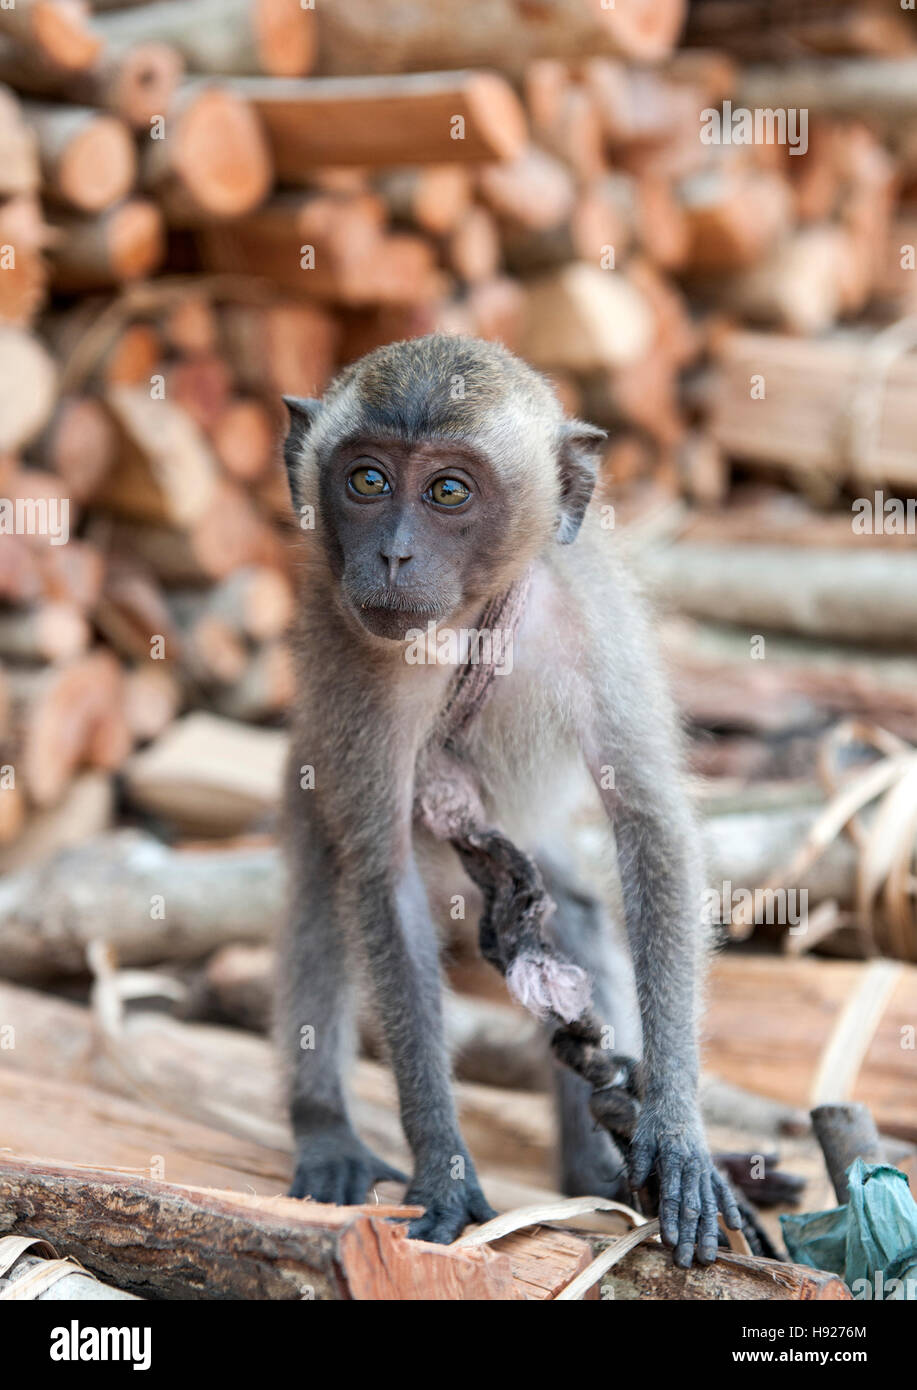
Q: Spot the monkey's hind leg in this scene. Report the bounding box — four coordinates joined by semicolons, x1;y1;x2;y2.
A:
278;831;407;1205
540;861;641;1203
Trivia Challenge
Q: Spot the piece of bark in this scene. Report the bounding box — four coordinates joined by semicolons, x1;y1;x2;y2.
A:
0;0;101;71
104;321;164;385
123;665;182;743
213;641;294;721
0;771;113;873
39;395;118;502
0;82;40;195
212;397;275;481
223;72;526;168
710;329;917;489
665;614;917;743
643;539;917;647
0;536;43;604
0;325;57;450
164;354;233;433
5;650;131;807
584;57;704;149
521;262;654;372
601;1241;849;1301
315;0;685;74
687;1;917;60
141;83;272;222
541;84;608;182
377;164;472;235
0;1157;567;1300
85;487;288;586
93;551;180;663
0;193;52;328
27;537;103;613
123;710;286;833
0;827;282;980
679;165;793;272
222;301;338;396
478;146;575;232
501;181;628;275
0;782;27;845
47;199;165;290
187;477;290;579
26;102;136;212
98;385;220;527
0;39;184;128
461;276;526;348
92;0;316;78
739;58;917;124
183;561;295;647
0;599;90;663
706;225;853;333
811;1103;884;1203
199;201;442;305
446;204;501;284
161;293;219;356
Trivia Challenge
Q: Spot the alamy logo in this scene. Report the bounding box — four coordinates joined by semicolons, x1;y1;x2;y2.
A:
852;490;917;535
0;495;70;545
404;623;514;675
50;1320;151;1370
703;881;808;931
700;101;808;155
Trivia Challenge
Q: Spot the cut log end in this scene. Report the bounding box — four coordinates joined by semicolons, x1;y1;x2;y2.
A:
600;0;687;63
170;86;273;219
467;72;528;163
254;0;317;77
31;0;102;72
107;198;166;280
112;43;186;130
58;114;137;214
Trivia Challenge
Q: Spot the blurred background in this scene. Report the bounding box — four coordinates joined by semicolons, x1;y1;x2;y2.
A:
1;0;916;1282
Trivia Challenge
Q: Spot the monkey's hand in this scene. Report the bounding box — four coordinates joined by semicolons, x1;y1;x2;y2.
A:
404;1147;497;1244
289;1126;408;1206
629;1104;742;1267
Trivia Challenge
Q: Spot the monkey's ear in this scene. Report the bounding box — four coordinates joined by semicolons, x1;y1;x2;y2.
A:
555;420;606;544
282;395;321;508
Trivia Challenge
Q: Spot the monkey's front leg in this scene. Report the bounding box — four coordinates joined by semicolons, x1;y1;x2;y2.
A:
611;796;741;1266
356;856;496;1243
281;816;408;1205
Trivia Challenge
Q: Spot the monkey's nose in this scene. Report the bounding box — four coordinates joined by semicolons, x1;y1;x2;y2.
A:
382;551;413;585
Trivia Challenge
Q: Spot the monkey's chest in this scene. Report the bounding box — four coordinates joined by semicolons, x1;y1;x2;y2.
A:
456;667;595;851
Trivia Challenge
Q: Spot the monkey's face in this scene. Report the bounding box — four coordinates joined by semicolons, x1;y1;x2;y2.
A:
319;437;512;642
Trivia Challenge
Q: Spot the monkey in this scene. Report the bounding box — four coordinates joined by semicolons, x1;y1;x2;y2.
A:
278;333;741;1262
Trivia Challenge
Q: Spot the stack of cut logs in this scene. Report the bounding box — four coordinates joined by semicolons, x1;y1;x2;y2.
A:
1;0;917;862
4;1;917;1302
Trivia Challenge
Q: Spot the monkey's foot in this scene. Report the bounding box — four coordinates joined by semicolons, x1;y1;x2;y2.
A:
629;1115;742;1268
289;1132;407;1206
403;1166;497;1244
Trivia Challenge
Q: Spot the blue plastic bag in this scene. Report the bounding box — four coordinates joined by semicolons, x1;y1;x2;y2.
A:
781;1158;917;1300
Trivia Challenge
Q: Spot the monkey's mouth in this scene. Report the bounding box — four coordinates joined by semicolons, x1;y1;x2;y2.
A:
348;587;450;642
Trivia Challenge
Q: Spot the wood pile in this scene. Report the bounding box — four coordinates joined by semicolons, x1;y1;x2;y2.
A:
1;4;916;861
1;0;917;1300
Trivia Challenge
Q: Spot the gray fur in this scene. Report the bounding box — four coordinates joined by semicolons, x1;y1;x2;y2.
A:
278;335;739;1257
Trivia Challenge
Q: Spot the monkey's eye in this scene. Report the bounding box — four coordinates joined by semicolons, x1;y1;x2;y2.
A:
428;477;471;508
348;465;391;498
